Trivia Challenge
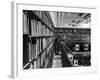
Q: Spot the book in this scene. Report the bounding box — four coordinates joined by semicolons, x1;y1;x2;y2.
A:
23;12;29;34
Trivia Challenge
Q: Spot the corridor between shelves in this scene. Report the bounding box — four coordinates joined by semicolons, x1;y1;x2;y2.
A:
23;10;91;69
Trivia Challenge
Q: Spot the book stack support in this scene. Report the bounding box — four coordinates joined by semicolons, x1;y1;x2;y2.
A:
23;10;55;69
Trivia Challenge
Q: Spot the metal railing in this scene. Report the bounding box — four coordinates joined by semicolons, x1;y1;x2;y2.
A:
23;40;54;69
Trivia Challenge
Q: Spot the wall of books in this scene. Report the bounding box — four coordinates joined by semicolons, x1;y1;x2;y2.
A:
23;10;55;69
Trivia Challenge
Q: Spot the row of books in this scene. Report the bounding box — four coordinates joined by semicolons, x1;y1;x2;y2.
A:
29;37;54;69
33;11;53;31
30;19;53;36
55;28;91;35
23;11;54;36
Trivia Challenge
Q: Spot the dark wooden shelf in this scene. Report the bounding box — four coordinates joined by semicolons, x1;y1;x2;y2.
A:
30;36;54;38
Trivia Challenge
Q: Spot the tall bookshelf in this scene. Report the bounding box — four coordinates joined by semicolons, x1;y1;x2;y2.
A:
23;10;55;69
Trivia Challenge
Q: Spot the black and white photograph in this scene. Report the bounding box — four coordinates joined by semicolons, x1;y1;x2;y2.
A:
23;10;91;69
11;2;97;78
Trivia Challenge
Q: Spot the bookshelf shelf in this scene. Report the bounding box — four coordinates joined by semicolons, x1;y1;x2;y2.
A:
23;10;55;69
26;10;54;32
30;36;54;38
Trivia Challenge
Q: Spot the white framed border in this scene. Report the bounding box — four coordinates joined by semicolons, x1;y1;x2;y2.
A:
11;1;97;78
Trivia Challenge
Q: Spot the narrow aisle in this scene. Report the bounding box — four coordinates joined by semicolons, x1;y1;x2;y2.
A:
52;53;62;68
52;43;73;68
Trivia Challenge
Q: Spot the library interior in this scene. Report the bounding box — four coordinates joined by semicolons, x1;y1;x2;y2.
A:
23;10;91;69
